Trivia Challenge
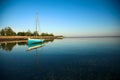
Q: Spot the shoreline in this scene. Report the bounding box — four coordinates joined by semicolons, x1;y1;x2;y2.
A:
0;36;63;41
0;36;119;42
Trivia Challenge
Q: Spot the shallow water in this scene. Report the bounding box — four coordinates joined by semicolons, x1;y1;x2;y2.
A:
0;38;120;80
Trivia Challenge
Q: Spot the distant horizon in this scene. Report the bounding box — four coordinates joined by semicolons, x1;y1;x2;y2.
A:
64;36;120;38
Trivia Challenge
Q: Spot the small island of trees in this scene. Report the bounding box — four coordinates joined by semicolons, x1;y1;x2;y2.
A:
0;27;54;36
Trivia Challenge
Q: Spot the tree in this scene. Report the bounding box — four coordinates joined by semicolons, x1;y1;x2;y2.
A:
17;32;26;36
4;27;16;36
49;33;54;36
41;33;54;36
26;30;33;36
0;27;55;36
0;29;5;36
33;31;39;36
41;33;48;36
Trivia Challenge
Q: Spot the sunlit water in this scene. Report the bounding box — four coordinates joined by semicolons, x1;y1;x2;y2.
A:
0;38;120;80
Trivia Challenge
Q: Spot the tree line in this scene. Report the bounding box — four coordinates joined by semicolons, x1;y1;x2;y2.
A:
0;27;54;36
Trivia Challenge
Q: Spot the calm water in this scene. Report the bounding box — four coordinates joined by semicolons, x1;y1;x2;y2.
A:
0;38;120;80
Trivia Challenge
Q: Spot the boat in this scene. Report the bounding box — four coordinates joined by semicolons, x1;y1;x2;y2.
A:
28;13;44;44
28;38;44;44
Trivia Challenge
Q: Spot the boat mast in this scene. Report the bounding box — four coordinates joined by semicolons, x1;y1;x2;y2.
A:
36;13;38;38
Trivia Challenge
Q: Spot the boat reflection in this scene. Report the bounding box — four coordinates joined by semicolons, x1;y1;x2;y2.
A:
27;43;45;51
27;42;45;76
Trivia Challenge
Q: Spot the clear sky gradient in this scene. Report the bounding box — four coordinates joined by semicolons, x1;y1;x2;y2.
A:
0;0;120;36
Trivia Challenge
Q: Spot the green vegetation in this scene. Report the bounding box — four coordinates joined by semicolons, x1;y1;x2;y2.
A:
41;33;54;36
17;32;26;36
0;27;16;36
0;27;54;36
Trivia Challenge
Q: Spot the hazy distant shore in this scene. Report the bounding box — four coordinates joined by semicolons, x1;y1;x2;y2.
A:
65;36;120;38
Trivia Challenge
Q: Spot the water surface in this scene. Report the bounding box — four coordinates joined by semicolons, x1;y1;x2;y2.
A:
0;38;120;80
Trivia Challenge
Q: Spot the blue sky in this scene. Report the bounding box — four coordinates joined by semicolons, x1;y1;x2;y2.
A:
0;0;120;36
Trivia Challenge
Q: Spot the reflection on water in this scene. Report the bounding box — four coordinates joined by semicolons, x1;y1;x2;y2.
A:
0;39;54;52
0;43;16;51
28;43;43;76
0;38;120;80
17;42;27;46
27;43;45;51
